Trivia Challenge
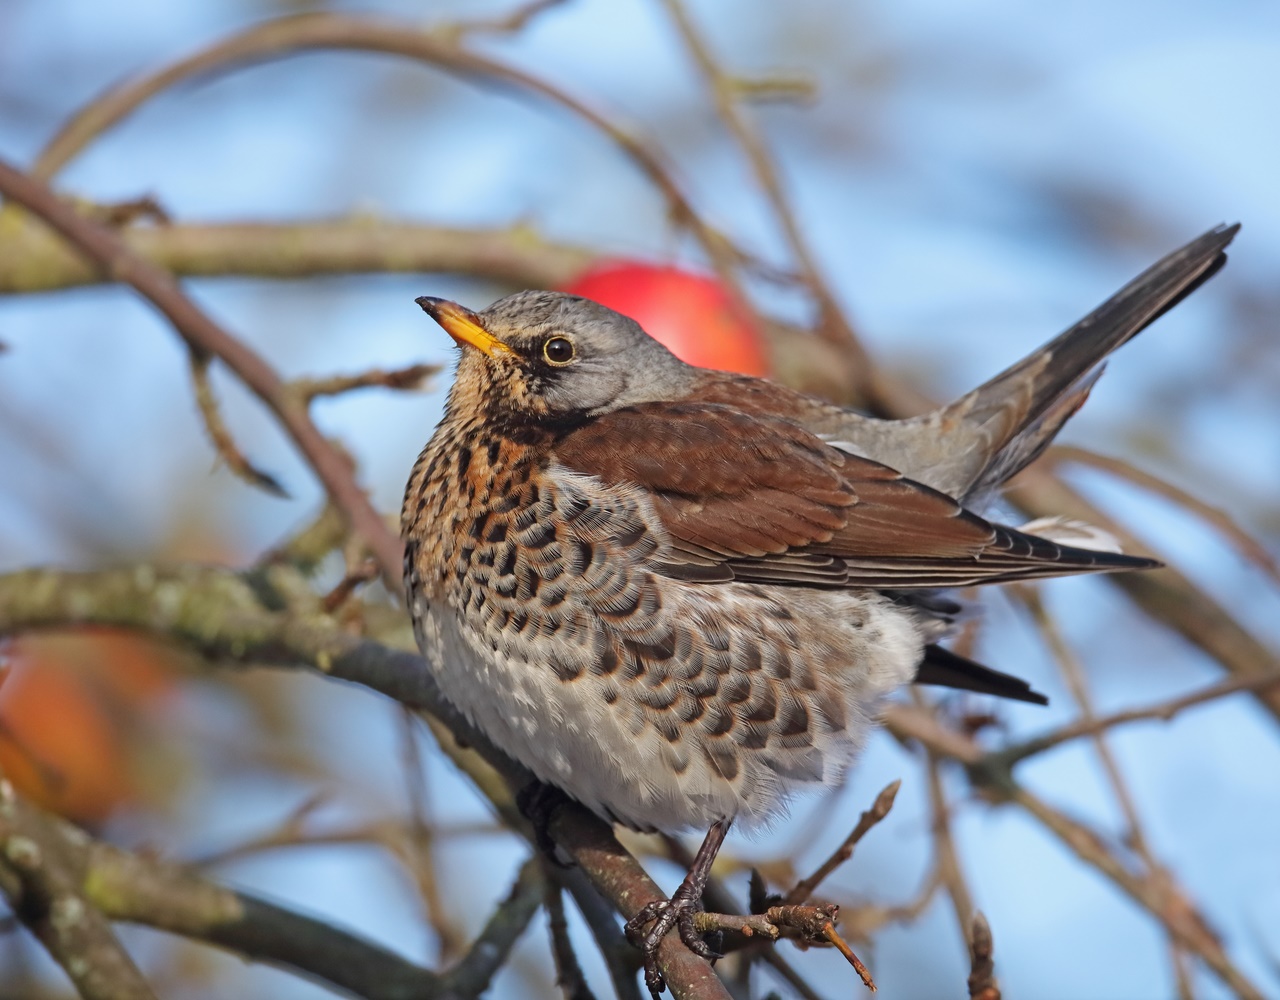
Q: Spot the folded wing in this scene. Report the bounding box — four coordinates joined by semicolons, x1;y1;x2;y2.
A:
553;401;1158;590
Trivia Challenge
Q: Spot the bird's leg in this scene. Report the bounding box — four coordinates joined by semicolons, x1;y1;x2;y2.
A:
515;779;573;868
625;819;731;998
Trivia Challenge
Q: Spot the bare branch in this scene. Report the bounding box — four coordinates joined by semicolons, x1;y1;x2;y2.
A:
440;858;544;998
0;215;596;295
656;0;921;413
880;702;1268;1000
1019;590;1154;855
544;873;597;1000
923;742;976;943
967;912;999;1000
29;13;751;310
396;708;467;961
0;158;404;590
291;363;441;404
1009;786;1264;1000
1047;444;1280;587
188;349;289;498
1006;469;1280;723
0;563;732;1000
0;779;157;1000
257;503;349;577
783;779;900;905
995;671;1280;767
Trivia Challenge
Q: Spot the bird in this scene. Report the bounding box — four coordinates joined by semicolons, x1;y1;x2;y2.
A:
401;223;1238;996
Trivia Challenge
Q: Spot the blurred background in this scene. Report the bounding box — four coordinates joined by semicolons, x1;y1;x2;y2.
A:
1;0;1278;997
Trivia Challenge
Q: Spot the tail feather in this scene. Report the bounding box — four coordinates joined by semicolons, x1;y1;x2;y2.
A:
945;224;1239;498
914;644;1049;705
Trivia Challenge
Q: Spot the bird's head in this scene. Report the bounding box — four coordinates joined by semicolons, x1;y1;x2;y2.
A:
417;290;696;427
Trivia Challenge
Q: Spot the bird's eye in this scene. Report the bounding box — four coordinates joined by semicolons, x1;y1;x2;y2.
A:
542;336;576;365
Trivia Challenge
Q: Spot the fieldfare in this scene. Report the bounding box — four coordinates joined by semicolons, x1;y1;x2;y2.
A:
402;224;1238;996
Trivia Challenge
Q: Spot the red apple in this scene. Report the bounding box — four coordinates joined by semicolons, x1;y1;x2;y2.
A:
560;263;771;377
0;630;176;825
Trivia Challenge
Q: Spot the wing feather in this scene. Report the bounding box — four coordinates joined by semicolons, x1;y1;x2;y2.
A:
553;401;1156;589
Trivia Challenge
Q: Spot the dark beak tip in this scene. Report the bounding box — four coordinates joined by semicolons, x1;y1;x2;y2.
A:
415;295;444;316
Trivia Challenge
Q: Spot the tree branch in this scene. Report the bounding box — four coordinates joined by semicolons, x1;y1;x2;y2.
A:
1006;470;1280;723
0;782;478;1000
657;0;908;414
439;858;544;998
0;780;157;1000
882;702;1267;1000
1045;445;1280;588
28;12;759;328
0;159;403;591
993;671;1280;768
783;779;900;905
0;215;595;295
967;912;999;1000
0;563;732;999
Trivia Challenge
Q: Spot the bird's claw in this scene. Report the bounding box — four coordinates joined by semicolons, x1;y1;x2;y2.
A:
515;780;573;869
624;893;722;998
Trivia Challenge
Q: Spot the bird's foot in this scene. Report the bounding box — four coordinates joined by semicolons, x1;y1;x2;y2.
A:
624;887;721;998
624;819;731;998
515;780;573;868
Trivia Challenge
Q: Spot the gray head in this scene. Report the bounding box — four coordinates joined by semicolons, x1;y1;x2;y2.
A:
416;290;698;421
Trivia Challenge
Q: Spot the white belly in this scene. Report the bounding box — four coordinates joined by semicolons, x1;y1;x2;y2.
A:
412;582;921;833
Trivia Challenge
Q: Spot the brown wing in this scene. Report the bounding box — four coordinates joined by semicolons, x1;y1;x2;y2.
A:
553;400;1157;589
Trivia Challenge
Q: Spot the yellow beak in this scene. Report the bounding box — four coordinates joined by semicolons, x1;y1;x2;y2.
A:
415;297;512;357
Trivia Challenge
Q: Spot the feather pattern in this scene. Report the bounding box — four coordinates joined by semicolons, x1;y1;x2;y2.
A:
554;400;1158;590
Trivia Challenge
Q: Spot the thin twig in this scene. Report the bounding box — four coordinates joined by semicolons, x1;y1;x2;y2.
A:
188;348;289;497
1047;444;1280;587
320;558;381;613
784;779;900;905
0;158;404;589
993;671;1280;767
190;818;505;870
1006;469;1280;723
440;858;544;998
924;745;976;939
397;707;466;961
822;921;877;992
291;363;441;403
446;0;571;38
1019;591;1152;852
1022;589;1194;989
967;912;1000;1000
257;503;348;573
544;871;597;1000
548;865;645;1000
1171;943;1196;1000
657;0;913;413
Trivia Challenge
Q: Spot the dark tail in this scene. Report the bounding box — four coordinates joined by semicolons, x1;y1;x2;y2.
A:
914;643;1049;705
948;224;1239;498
